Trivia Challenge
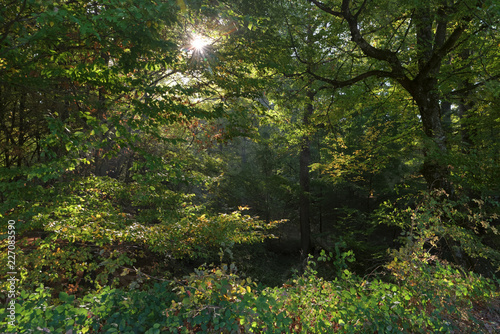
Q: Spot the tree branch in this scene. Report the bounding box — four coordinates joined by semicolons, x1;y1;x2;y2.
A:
309;0;342;17
341;0;399;65
305;68;395;88
310;0;409;82
434;7;448;49
445;74;500;97
417;22;467;80
354;0;368;18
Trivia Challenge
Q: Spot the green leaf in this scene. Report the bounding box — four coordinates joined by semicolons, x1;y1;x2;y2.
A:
59;291;75;303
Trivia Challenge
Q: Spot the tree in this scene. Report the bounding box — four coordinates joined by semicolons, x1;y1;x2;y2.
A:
0;0;217;181
304;0;498;193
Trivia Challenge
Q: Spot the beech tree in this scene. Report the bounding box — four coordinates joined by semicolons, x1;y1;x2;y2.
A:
305;0;499;193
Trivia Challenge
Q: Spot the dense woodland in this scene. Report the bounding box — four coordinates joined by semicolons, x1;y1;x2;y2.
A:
1;0;499;333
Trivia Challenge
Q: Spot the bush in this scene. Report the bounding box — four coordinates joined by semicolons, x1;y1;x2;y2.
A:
1;249;497;333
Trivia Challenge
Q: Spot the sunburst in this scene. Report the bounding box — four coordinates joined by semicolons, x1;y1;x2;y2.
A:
191;35;209;52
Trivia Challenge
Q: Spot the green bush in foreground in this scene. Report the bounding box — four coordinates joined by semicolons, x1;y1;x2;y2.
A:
0;176;282;297
2;247;498;333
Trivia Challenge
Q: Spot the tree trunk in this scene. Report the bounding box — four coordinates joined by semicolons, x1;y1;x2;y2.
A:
411;5;451;193
457;50;474;150
300;91;314;256
410;82;451;192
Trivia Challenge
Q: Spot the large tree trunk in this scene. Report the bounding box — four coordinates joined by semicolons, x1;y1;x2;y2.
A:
412;84;451;192
410;5;451;193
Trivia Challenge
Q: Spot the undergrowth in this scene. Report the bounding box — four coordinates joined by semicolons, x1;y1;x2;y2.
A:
1;245;498;333
1;179;499;333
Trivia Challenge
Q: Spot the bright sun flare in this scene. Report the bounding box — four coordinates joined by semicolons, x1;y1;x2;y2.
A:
191;35;209;51
191;36;208;51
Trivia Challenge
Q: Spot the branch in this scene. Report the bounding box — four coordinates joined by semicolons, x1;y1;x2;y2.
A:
434;7;448;49
341;0;399;64
309;0;342;17
310;0;410;85
354;0;368;18
396;14;413;53
147;69;180;87
305;68;395;88
282;2;310;67
445;74;500;97
417;22;468;80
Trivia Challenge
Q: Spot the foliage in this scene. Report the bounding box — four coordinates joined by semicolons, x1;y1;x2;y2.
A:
0;175;281;299
375;190;500;274
0;283;178;334
145;206;283;259
1;250;497;333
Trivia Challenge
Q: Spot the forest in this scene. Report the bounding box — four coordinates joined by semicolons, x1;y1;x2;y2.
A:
0;0;499;333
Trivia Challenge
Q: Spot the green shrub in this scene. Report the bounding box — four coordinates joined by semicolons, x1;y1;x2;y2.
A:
1;251;497;333
0;176;282;298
